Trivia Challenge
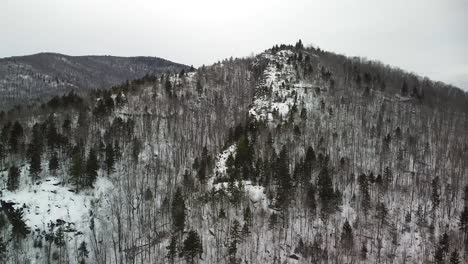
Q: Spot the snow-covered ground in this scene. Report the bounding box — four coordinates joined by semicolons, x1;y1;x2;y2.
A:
1;176;113;234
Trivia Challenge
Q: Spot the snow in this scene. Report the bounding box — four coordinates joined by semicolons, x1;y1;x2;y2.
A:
1;176;113;233
249;49;302;123
208;144;236;186
212;180;268;208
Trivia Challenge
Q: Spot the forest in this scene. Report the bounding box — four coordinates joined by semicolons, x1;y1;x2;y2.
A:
0;40;467;264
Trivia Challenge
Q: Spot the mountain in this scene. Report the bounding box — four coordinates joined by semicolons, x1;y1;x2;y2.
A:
0;41;467;264
0;52;190;110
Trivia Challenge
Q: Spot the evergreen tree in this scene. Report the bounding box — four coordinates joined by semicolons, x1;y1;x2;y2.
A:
70;145;85;189
7;165;20;191
317;164;335;218
166;234;177;264
165;77;172;96
341;220;354;251
276;145;292;208
460;205;468;237
432;177;441;211
360;242;368;260
401;81;409;96
241;222;251;240
305;183;316;215
78;241;89;264
171;188;186;232
243;206;252;226
85;148;99;188
450;250;461;264
229;220;241;263
49;151;59;174
0;143;5;163
10;208;30;240
9;121;23;153
46;115;60;150
182;230;203;264
0;237;6;261
105;143;115;174
358;173;371;217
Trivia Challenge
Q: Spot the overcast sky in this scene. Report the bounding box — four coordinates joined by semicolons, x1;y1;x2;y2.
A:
1;0;467;90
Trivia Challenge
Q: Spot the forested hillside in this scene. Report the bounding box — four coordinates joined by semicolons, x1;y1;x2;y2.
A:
0;53;189;111
0;41;467;264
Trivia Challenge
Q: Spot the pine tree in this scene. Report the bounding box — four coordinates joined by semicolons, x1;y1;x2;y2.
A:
0;143;5;163
243;206;252;226
341;220;354;251
29;148;42;181
105;143;115;174
166;234;177;264
276;145;292;208
85;148;99;188
49;151;59;174
9;121;23;153
165;77;172;96
182;230;203;264
10;208;30;240
450;250;461;264
360;242;368;260
70;146;84;189
230;220;241;243
460;205;468;237
78;241;89;264
432;177;441;211
0;237;6;261
401;81;409;97
229;220;241;263
317;164;335;218
171;188;186;232
7;165;20;191
305;183;316;215
358;173;371;218
241;223;251;240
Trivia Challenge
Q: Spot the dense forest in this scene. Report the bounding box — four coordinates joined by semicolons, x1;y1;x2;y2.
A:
0;41;467;264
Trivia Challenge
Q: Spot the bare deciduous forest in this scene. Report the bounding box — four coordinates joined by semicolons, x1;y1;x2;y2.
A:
0;41;467;264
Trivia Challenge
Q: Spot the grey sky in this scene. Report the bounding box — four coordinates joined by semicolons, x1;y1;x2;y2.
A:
1;0;467;90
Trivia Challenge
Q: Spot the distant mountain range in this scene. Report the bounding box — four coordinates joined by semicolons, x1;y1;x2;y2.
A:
0;53;189;110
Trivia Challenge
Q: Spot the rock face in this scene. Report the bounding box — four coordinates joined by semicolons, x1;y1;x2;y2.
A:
0;52;189;110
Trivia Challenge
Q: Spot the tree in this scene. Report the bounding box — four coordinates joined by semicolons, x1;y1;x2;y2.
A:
105;143;115;174
305;183;316;215
317;164;336;218
78;241;89;264
70;146;85;189
85;148;99;187
9;121;23;153
276;145;293;208
229;220;241;263
166;234;178;264
49;151;59;174
432;177;441;211
0;143;5;164
341;220;354;251
171;188;186;232
10;208;30;240
450;250;461;264
243;206;252;227
401;81;409;97
460;205;468;238
7;165;20;191
28;124;43;182
165;77;173;96
182;230;203;264
0;237;6;262
358;173;371;218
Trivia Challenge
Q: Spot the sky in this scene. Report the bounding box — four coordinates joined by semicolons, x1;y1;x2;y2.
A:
1;0;467;90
